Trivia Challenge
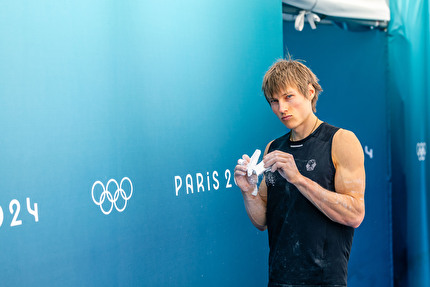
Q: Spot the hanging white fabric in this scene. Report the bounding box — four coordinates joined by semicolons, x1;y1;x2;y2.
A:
284;0;390;21
294;10;321;31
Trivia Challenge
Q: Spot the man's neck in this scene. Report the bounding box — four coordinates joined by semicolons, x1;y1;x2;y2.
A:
290;115;319;141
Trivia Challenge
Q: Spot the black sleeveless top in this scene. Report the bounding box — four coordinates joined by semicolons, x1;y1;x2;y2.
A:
266;123;354;287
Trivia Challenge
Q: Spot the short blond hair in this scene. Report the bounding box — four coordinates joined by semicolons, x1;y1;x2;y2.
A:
262;58;322;113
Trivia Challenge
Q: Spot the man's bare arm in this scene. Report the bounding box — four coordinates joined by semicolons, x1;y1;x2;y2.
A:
241;183;267;231
234;142;272;231
263;130;365;228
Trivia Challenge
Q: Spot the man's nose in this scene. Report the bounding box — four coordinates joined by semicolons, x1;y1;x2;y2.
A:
279;99;288;113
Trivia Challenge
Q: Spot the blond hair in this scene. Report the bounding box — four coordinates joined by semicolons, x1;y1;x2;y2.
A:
262;58;322;112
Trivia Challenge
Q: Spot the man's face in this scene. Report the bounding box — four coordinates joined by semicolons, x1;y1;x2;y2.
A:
269;85;314;130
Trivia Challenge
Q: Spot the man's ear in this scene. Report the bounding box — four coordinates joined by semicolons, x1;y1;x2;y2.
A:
308;83;315;100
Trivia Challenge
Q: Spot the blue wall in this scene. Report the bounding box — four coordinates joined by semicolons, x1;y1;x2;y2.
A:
389;0;430;286
283;22;392;286
0;1;283;286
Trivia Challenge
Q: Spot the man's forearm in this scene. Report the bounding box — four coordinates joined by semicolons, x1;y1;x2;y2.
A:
242;189;267;231
293;175;365;228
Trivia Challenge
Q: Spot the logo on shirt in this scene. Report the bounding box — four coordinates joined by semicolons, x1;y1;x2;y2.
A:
306;159;317;171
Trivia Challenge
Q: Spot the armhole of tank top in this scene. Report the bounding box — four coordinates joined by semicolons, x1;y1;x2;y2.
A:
268;133;289;153
330;128;341;171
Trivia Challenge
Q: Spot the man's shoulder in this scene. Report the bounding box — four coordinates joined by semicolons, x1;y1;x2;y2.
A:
333;128;359;142
321;122;340;133
310;122;340;142
321;122;356;136
332;128;364;165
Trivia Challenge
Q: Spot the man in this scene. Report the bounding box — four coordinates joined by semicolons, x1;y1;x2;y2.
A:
234;59;365;286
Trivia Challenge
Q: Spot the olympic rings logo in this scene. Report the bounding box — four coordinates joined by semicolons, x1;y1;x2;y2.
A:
91;177;133;215
417;142;427;161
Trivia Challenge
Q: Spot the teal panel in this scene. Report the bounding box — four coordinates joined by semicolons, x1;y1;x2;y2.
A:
389;0;430;286
0;1;283;286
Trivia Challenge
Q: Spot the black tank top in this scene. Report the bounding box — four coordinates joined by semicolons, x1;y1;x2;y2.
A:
266;122;354;287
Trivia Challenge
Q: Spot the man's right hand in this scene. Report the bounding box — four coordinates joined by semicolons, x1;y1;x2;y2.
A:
234;154;258;195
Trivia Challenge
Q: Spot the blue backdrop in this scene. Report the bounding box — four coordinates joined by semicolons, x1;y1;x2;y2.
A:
0;1;396;286
389;0;430;286
0;1;283;286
